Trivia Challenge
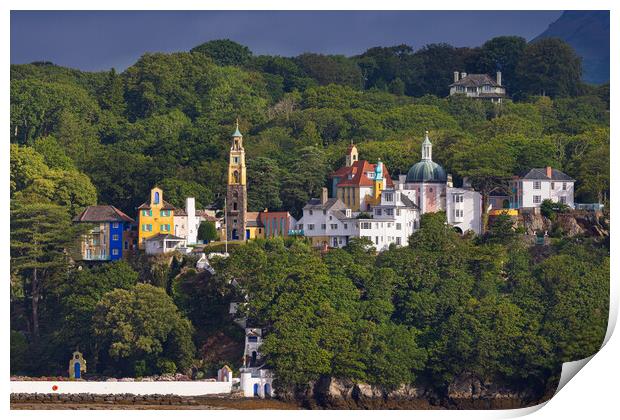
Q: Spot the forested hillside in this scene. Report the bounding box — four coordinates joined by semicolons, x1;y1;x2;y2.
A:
10;37;610;404
11;37;609;219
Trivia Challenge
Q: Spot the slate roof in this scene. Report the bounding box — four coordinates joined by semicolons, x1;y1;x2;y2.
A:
520;168;575;181
73;205;134;223
303;197;346;212
246;212;264;228
450;74;501;88
400;194;419;209
175;209;218;221
137;200;176;211
330;160;395;188
144;233;186;242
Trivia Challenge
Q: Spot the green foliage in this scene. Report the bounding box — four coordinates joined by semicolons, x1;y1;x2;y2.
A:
93;283;195;376
540;199;569;220
197;221;219;243
191;39;253;66
515;38;582;98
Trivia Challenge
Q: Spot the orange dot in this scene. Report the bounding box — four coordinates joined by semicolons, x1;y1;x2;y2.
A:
52;385;58;391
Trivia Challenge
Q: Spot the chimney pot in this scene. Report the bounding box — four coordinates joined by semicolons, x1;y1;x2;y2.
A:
496;71;502;86
321;187;328;204
461;72;467;79
453;71;459;83
546;166;552;178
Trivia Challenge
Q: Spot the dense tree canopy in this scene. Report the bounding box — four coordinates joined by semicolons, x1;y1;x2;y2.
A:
10;37;609;399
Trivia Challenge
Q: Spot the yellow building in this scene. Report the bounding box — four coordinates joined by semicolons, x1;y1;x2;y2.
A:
137;187;176;249
226;122;248;241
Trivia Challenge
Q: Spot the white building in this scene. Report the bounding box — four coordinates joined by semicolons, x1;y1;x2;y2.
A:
509;167;575;210
449;71;506;104
144;233;187;255
174;197;220;245
357;185;419;251
295;189;356;249
239;328;274;398
446;185;483;234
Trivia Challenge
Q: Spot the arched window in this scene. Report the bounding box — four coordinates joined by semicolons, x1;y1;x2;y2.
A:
153;191;160;204
233;171;239;184
233;201;237;211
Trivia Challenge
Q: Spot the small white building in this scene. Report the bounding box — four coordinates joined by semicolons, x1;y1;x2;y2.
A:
144;233;187;255
509;167;575;210
446;186;483;234
239;328;274;398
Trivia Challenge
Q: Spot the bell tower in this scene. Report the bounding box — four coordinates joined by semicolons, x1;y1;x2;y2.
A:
226;120;247;241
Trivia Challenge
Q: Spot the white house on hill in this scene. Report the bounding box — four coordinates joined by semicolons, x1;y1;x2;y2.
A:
509;167;575;210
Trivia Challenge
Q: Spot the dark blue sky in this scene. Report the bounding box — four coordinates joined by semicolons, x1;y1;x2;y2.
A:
11;10;563;72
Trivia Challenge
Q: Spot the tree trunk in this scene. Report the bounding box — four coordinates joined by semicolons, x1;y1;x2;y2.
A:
31;267;40;345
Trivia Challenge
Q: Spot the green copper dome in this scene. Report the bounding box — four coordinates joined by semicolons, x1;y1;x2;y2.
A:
406;160;447;183
406;131;447;183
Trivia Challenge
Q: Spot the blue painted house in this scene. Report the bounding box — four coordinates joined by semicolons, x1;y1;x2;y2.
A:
73;205;135;261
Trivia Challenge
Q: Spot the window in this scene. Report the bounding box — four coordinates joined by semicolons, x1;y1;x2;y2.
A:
161;224;170;232
551;182;555;190
298;224;303;230
141;209;152;217
161;210;171;217
533;195;542;204
396;223;402;230
124;241;128;250
396;237;401;245
385;208;394;216
308;224;315;231
534;181;541;189
453;194;464;203
375;209;382;216
112;249;119;256
562;182;567;191
112;222;119;229
321;224;326;230
330;224;338;230
375;236;379;245
384;192;394;202
141;224;152;232
560;196;567;204
396;209;401;216
344;223;348;230
154;191;160;204
233;156;239;164
360;222;372;229
233;170;239;183
329;215;332;220
309;210;313;215
233;202;237;211
323;210;326;215
112;234;119;241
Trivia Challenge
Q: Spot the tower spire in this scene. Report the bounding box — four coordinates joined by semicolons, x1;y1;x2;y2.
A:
422;130;432;161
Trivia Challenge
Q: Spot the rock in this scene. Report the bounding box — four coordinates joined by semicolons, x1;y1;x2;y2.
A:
106;378;118;382
119;377;134;382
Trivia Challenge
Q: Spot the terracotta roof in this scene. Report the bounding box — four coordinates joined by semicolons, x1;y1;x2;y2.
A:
137;200;176;211
330;160;395;188
73;205;134;223
450;74;501;88
520;168;574;181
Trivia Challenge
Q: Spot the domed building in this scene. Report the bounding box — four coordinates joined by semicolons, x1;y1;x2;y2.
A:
400;132;482;234
403;132;449;214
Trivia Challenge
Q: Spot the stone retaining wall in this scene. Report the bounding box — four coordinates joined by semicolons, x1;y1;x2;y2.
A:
11;392;216;405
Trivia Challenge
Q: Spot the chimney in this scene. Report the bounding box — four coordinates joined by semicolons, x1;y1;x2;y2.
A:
447;174;453;188
496;71;502;86
546;166;552;178
453;71;459;83
186;197;195;216
461;72;467;79
321;187;328;204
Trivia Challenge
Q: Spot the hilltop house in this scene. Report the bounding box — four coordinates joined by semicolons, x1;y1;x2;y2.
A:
509;167;575;210
137;187;176;249
449;71;506;103
73;205;135;261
